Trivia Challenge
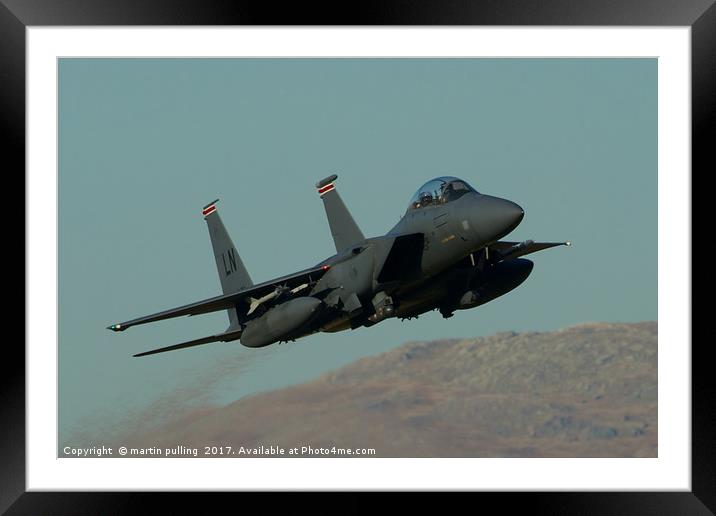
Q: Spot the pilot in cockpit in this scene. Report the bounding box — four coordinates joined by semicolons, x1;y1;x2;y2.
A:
408;177;478;211
441;181;456;203
418;191;434;207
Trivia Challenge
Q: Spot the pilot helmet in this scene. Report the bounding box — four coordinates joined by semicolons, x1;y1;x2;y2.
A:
419;191;433;205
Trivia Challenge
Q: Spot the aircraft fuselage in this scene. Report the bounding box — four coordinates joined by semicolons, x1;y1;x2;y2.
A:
245;183;527;346
110;175;567;357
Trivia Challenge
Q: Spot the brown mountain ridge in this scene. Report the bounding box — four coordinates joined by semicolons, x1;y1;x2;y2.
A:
122;321;657;457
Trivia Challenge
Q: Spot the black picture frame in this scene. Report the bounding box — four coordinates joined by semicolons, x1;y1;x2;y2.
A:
4;0;710;512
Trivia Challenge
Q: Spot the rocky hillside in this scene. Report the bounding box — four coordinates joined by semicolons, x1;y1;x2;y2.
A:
120;321;657;457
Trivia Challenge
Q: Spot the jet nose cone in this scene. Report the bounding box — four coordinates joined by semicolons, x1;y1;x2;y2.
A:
472;195;524;242
504;199;525;227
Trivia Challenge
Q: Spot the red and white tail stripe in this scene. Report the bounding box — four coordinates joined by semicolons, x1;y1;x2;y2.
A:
317;183;335;197
202;204;217;217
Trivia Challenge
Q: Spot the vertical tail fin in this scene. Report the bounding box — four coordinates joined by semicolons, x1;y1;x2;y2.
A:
316;174;365;253
202;199;253;328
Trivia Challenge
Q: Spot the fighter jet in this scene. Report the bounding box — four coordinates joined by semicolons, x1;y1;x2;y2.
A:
108;175;569;357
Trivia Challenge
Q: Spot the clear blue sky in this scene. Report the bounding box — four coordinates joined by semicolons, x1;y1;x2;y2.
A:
58;58;656;445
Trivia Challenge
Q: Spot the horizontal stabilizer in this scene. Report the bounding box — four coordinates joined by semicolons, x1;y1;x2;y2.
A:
490;240;571;261
134;329;242;357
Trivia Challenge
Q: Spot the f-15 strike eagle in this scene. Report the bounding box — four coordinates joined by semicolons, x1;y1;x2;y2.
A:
108;175;569;357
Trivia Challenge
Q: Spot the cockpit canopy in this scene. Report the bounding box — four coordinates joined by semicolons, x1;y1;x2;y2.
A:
407;176;478;211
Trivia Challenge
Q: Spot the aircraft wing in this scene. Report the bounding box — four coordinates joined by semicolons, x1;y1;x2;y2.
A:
133;328;243;357
489;240;571;261
108;264;330;332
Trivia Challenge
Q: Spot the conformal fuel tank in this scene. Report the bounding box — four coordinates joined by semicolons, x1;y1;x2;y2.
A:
240;296;322;348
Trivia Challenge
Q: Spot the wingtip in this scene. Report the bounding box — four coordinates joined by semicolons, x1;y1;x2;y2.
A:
107;323;125;332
